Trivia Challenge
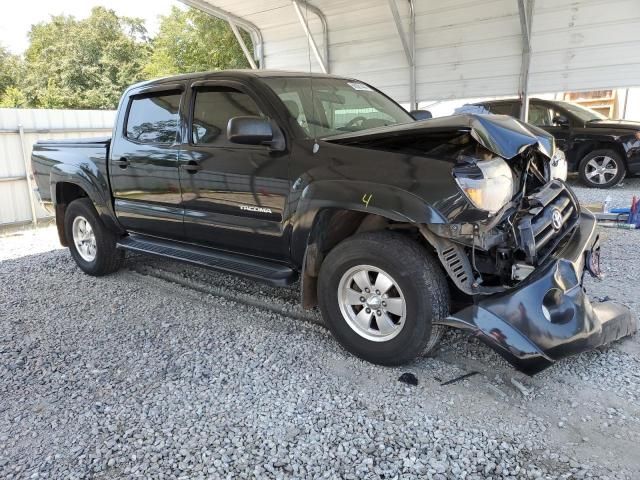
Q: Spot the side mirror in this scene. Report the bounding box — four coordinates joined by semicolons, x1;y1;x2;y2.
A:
553;114;570;128
227;116;273;145
410;109;432;121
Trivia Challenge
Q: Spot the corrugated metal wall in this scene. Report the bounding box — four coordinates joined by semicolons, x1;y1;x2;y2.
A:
195;0;640;104
0;109;115;227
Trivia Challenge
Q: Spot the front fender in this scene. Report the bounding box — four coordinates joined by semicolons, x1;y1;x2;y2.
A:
290;180;446;266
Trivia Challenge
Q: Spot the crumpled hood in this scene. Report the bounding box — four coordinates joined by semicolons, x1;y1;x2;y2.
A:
323;114;555;160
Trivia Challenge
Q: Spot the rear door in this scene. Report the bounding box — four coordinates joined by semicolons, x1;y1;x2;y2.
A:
179;80;290;260
110;84;185;238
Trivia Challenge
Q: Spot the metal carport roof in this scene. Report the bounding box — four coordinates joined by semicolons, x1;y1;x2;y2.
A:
180;0;640;115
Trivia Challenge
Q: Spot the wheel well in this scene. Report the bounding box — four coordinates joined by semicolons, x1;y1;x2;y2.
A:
55;182;89;246
577;142;627;168
301;208;419;309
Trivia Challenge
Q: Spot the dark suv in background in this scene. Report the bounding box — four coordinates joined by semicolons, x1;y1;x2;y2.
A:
474;98;640;188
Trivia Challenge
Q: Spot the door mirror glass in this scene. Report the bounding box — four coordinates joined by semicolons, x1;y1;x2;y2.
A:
553;114;570;127
227;116;273;145
410;109;432;121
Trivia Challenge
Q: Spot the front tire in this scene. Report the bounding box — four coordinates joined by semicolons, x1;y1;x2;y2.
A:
64;198;124;276
578;149;625;188
317;231;449;366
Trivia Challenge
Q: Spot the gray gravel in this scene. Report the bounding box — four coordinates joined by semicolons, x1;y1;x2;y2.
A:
1;180;639;479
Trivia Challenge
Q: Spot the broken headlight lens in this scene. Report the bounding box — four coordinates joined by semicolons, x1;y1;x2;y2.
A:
454;157;514;214
550;148;568;181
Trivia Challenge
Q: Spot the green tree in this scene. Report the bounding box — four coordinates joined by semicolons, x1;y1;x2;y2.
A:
22;7;150;109
0;87;27;108
0;45;24;104
144;6;252;78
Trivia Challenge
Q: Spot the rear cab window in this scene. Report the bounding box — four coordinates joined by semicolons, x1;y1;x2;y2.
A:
125;91;182;144
486;102;517;117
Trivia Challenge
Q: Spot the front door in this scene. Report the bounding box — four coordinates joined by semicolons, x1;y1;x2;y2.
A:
110;86;184;238
179;82;290;260
527;102;572;152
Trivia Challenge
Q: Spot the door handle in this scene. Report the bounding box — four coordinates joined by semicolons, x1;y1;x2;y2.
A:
113;157;129;169
181;161;202;173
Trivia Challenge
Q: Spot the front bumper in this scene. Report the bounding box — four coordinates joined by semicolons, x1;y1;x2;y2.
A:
439;211;637;375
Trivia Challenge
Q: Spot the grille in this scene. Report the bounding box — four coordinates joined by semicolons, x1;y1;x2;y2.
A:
516;181;579;265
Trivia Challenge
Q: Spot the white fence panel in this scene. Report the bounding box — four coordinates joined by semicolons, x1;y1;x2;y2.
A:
0;108;116;227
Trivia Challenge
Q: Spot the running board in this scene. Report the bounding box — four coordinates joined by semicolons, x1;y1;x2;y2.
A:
117;234;297;286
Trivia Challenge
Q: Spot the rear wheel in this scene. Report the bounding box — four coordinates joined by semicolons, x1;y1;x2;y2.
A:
578;149;625;188
64;198;124;276
317;231;448;366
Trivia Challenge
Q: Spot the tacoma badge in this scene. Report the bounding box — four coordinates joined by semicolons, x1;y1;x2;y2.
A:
240;205;273;214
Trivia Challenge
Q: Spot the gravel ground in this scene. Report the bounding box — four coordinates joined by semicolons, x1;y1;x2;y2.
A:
1;180;639;479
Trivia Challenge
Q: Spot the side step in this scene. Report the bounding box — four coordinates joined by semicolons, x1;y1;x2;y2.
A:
117;234;297;286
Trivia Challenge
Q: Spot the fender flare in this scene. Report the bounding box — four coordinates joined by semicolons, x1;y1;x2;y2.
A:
50;162;123;237
289;180;446;267
571;133;633;168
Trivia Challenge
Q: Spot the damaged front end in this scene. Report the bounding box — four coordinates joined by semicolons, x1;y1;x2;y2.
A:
434;210;636;374
417;115;637;374
325;114;636;373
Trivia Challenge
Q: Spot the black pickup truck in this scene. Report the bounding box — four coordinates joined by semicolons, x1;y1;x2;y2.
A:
31;70;636;374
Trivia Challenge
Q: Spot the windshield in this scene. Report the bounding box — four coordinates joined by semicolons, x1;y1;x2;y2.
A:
556;101;607;122
263;77;414;137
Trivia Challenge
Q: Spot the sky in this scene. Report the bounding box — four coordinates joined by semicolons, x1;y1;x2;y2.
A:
0;0;180;54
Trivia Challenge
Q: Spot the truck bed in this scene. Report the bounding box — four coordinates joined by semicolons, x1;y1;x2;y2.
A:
31;137;111;205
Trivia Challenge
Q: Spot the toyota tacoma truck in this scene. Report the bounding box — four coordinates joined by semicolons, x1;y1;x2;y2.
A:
31;70;637;374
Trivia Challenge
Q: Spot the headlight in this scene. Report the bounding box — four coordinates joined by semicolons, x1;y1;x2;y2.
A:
454;157;514;214
550;149;568;181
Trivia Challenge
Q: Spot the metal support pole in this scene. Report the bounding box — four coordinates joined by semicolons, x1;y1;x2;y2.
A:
517;0;534;122
409;0;416;110
292;0;329;73
229;20;258;69
388;0;416;109
18;125;38;227
180;0;264;67
622;88;629;119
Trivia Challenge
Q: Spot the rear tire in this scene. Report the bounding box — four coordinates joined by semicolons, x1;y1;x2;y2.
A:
578;149;625;188
64;198;124;276
317;231;449;366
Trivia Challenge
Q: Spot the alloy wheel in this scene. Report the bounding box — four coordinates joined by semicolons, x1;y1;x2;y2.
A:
337;265;407;342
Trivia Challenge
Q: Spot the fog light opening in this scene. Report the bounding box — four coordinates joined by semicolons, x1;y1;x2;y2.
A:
542;288;575;324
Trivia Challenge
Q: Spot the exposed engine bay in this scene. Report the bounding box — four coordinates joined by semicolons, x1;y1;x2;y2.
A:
427;139;578;296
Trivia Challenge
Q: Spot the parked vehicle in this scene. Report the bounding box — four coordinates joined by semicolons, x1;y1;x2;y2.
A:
31;71;636;374
472;98;640;188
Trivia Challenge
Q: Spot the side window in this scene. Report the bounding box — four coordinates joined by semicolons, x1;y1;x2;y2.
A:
192;87;264;145
279;91;309;134
528;104;553;126
126;91;181;144
487;103;516;116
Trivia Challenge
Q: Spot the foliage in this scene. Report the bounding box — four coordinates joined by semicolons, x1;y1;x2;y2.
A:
1;6;252;110
144;6;252;79
21;7;150;109
0;46;24;104
0;87;27;108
